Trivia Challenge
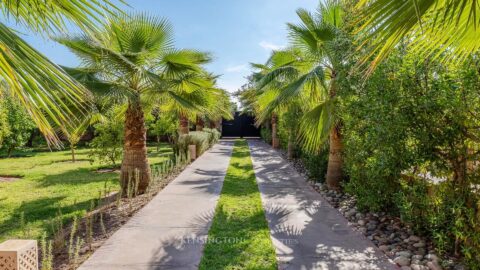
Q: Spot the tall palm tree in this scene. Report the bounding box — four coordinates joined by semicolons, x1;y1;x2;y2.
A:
0;0;120;146
177;87;233;134
253;0;345;190
193;84;234;131
156;71;228;135
357;0;480;72
57;13;213;194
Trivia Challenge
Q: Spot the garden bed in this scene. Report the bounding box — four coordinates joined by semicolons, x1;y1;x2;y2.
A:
52;163;186;270
280;150;466;270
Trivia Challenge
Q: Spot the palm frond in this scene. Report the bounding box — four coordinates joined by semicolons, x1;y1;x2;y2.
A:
0;23;92;146
258;65;327;121
298;99;336;153
357;0;480;72
0;0;124;34
160;50;212;78
59;12;223;125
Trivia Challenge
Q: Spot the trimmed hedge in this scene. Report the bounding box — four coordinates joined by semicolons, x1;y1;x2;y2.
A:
177;129;221;157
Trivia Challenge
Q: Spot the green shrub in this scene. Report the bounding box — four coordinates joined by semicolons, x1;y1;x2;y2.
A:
395;178;480;266
147;111;177;147
0;94;36;156
260;126;272;144
176;130;219;157
88;118;123;167
202;128;221;146
0;101;9;147
342;49;480;265
297;148;329;183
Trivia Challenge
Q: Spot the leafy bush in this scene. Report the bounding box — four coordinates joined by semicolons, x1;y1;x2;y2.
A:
0;95;36;157
299;148;329;183
147;112;177;147
202;128;221;146
260;126;272;144
88;118;123;167
395;178;480;265
176;129;219;157
277;105;303;152
0;101;9;147
342;49;480;265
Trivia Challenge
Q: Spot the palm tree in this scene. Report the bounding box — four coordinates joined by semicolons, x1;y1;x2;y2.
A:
0;0;120;146
249;51;306;153
155;71;227;135
357;0;480;72
194;86;234;131
253;0;345;190
57;13;213;195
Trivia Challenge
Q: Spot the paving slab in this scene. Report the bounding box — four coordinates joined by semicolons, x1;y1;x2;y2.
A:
248;139;398;270
78;140;234;270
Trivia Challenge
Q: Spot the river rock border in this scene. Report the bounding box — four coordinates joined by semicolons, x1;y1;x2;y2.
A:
282;151;466;270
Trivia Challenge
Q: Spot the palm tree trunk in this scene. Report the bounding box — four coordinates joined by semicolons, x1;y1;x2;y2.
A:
287;134;295;159
120;102;151;195
326;126;343;190
179;115;189;135
215;119;222;132
271;114;279;148
196;116;204;131
71;145;76;162
209;120;216;129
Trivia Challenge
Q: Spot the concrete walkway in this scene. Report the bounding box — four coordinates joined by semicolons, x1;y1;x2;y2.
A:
79;140;234;270
248;140;397;270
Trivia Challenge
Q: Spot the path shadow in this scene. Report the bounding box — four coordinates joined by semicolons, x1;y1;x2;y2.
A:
146;204;292;270
247;140;397;270
206;140;235;158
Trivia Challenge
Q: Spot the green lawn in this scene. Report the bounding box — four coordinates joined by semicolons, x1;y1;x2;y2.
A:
0;144;172;242
199;139;277;270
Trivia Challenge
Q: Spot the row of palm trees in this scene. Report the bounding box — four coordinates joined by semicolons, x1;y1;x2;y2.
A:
241;0;480;191
0;2;231;194
242;1;346;190
57;13;232;193
2;0;478;192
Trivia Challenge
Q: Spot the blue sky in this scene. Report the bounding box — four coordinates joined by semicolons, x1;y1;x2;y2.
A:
9;0;318;94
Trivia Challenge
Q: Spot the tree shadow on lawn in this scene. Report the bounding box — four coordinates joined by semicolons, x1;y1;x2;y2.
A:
0;148;38;158
147;148;173;156
36;167;118;188
0;195;97;239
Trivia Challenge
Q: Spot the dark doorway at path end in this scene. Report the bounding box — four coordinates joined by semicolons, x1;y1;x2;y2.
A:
222;112;260;138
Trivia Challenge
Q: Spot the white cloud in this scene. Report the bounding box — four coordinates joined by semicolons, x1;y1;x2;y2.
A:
217;77;246;93
225;64;248;73
259;41;284;51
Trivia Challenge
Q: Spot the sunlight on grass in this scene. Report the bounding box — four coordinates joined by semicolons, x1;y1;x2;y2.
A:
199;139;277;270
0;144;172;242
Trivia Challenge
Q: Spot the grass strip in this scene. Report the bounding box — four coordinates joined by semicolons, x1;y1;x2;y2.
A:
199;139;277;270
0;144;172;241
